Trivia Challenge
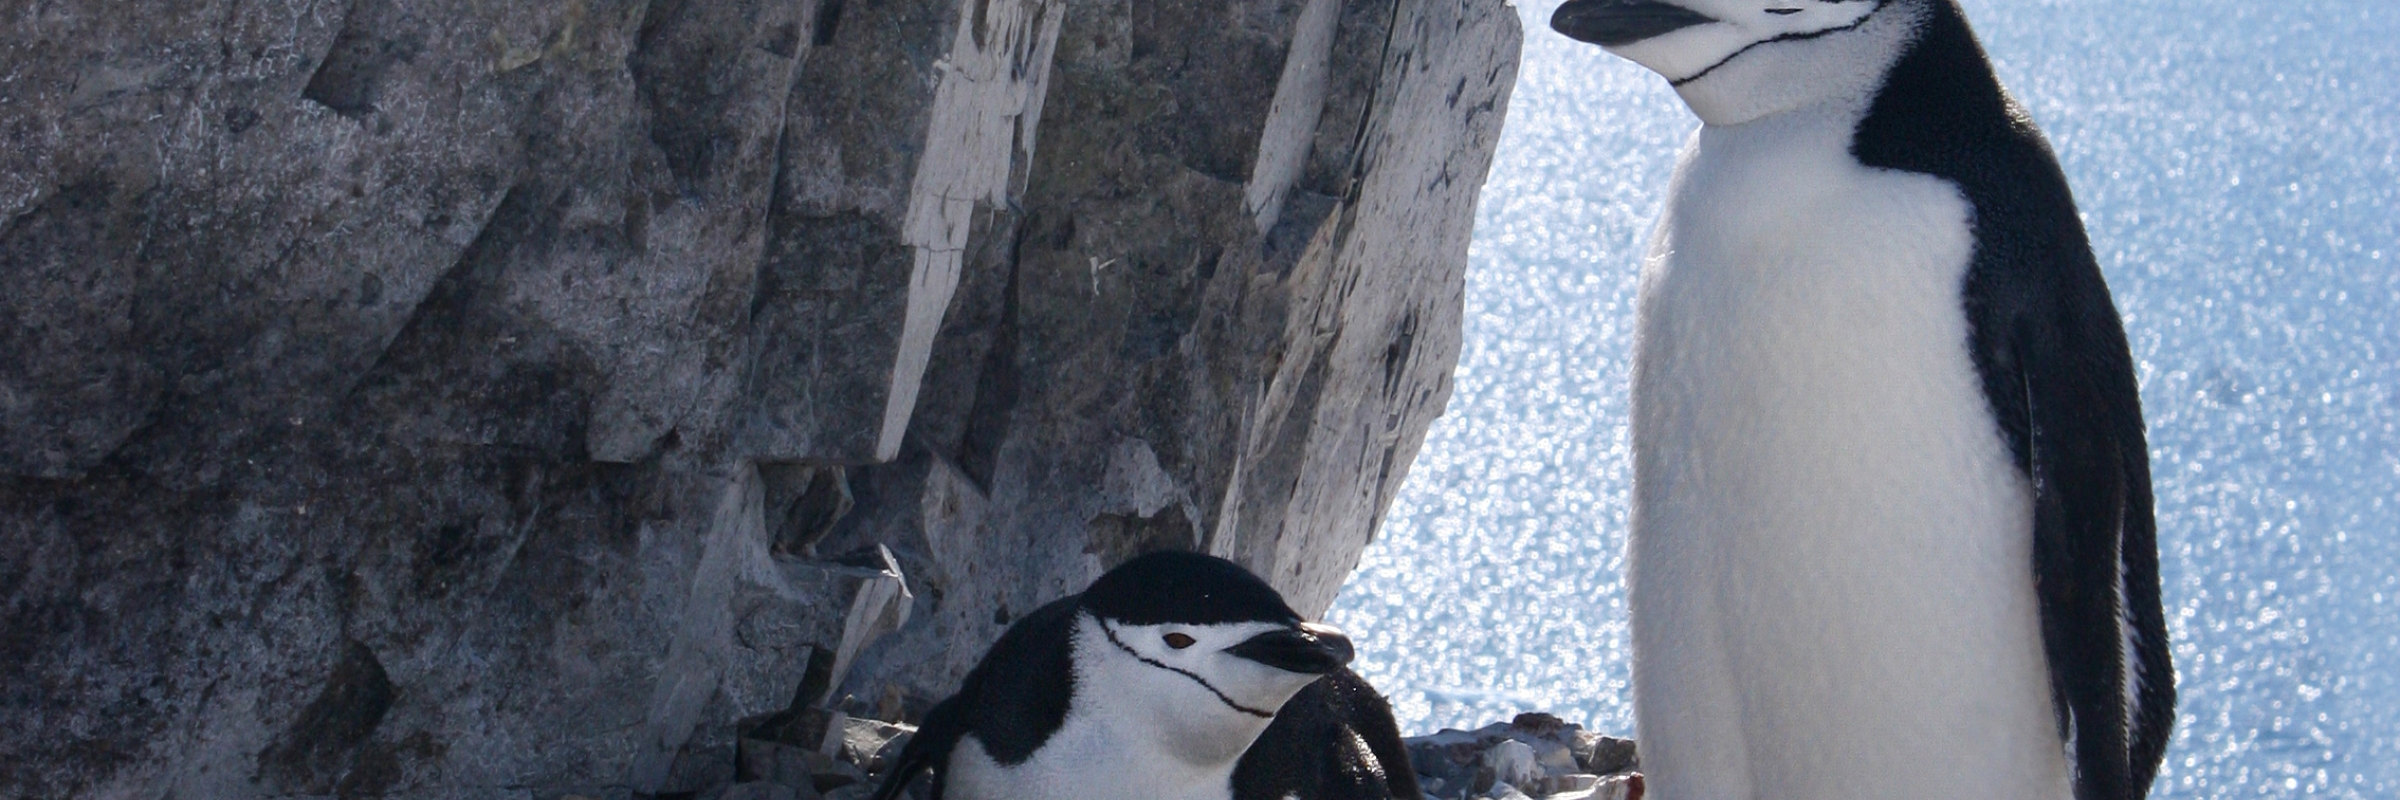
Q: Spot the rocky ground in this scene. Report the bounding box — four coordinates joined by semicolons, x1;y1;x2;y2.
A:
1403;713;1642;800
650;709;1641;800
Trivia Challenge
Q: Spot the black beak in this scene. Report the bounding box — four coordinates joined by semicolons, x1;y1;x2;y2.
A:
1551;0;1716;46
1227;622;1354;675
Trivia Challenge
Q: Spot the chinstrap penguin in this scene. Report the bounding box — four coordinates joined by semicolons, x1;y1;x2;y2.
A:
869;551;1413;800
1550;1;2175;799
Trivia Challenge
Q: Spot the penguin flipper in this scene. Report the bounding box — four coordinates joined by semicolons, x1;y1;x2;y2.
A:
1327;670;1421;800
2009;302;2177;800
1233;668;1420;800
1939;113;2175;795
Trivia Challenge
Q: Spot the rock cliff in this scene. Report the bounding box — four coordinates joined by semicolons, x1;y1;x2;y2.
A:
0;0;1519;796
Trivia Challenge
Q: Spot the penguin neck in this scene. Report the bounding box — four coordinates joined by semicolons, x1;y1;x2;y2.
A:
1680;88;1881;187
1671;0;1927;128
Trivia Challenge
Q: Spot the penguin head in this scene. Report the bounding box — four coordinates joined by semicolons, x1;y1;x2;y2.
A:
1072;551;1354;765
1551;0;1928;125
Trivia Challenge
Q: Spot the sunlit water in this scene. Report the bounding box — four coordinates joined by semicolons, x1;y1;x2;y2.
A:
1323;0;2400;796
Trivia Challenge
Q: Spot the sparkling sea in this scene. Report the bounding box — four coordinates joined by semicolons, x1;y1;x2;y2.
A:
1322;0;2400;796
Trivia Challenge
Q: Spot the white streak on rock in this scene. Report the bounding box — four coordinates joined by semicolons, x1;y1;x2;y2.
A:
883;0;1067;460
1245;0;1343;235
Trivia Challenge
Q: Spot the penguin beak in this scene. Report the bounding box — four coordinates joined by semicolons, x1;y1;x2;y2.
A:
1550;0;1716;46
1227;621;1354;675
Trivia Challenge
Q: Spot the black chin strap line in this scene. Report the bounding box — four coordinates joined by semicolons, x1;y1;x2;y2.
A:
1098;620;1278;719
1670;0;1891;87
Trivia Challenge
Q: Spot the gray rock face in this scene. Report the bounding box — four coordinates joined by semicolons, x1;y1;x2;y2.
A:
0;0;1518;795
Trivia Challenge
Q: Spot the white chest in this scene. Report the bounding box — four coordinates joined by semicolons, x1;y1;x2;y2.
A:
944;719;1237;800
1625;106;2068;800
1632;105;2003;516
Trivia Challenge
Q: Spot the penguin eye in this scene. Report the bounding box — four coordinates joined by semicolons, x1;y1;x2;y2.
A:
1162;633;1196;649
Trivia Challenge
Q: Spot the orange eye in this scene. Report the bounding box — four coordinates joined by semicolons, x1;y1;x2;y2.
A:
1163;633;1196;649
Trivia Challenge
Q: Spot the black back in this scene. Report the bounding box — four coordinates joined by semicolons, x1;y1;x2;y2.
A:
1232;668;1422;800
1849;2;2174;797
868;595;1079;800
1082;550;1303;627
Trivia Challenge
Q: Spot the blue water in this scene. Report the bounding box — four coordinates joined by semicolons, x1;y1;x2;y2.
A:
1323;0;2400;796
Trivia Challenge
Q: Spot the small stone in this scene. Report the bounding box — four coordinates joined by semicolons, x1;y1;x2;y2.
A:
1580;735;1638;776
1406;727;1500;793
1523;773;1598;796
838;716;916;774
1567;730;1601;767
1525;772;1646;800
1510;712;1567;735
1484;739;1542;790
817;711;853;757
1528;737;1581;776
1593;773;1645;800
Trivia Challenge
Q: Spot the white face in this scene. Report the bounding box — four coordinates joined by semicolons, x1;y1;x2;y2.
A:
1598;0;1884;83
1073;614;1335;767
1559;0;1925;125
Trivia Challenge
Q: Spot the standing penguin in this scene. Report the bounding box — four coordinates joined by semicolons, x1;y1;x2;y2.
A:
869;551;1415;800
1548;1;2173;799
